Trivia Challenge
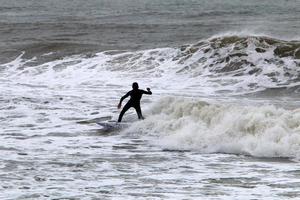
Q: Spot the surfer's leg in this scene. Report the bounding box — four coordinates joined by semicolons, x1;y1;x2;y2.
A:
118;103;131;122
134;105;144;120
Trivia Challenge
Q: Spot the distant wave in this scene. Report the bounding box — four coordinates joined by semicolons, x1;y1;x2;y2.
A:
1;34;300;96
125;97;300;159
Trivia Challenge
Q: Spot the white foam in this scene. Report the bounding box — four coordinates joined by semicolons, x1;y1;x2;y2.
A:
1;36;300;199
125;97;300;159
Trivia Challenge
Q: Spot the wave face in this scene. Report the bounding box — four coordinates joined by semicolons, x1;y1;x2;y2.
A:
176;36;300;92
126;97;300;159
2;35;299;96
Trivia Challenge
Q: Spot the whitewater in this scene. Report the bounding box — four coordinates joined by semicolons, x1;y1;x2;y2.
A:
1;34;300;199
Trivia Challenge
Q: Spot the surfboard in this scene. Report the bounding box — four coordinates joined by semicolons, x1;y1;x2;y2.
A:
96;120;129;131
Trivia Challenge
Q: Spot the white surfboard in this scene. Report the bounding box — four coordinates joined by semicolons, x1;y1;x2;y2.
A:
96;120;129;131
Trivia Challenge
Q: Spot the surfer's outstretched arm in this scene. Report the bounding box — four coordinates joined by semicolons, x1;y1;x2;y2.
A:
143;88;152;95
118;91;130;109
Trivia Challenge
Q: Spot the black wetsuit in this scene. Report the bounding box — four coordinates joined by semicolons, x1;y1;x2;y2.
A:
118;89;152;122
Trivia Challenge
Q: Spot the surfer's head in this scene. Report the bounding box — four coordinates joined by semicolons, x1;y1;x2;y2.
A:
132;82;139;90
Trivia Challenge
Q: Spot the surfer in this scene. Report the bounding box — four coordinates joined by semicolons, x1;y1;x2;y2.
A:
117;82;152;122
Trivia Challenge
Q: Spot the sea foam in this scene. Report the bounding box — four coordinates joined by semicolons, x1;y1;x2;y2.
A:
126;97;300;159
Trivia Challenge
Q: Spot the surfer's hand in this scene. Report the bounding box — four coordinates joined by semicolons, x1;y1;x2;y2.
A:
147;88;151;91
117;103;121;109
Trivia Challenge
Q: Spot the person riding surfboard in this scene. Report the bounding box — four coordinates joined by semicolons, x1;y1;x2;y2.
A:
117;82;152;122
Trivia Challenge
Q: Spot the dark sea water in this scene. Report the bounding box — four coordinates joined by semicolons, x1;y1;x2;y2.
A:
1;0;300;199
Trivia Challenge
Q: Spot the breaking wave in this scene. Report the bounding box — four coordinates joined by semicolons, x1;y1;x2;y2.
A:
126;97;300;159
1;34;300;96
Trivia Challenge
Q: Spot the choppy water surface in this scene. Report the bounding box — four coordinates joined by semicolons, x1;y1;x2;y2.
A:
1;0;300;199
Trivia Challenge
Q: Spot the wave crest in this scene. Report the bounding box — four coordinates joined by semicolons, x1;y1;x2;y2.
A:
176;36;300;86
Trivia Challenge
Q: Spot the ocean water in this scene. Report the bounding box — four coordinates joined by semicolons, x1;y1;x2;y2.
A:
1;0;300;199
